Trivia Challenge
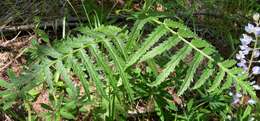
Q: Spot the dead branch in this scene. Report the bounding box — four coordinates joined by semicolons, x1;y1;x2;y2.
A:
0;21;79;33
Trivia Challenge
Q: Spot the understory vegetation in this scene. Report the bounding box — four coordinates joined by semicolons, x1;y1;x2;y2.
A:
0;0;260;121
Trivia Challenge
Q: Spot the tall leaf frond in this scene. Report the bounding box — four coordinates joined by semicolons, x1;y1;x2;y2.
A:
127;18;256;98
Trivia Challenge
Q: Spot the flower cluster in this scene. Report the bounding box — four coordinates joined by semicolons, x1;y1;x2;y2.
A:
236;34;253;71
232;13;260;106
236;24;260;73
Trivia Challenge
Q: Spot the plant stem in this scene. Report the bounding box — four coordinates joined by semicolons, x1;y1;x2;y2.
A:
247;34;258;73
24;101;31;121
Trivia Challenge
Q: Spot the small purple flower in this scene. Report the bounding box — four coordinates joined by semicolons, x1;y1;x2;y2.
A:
239;45;251;55
241;59;246;63
252;66;260;74
245;23;255;34
235;17;260;106
242;66;248;71
237;59;247;68
232;97;240;104
235;93;242;98
255;27;260;36
237;62;245;67
240;45;251;50
236;51;245;60
240;34;253;45
242;50;250;55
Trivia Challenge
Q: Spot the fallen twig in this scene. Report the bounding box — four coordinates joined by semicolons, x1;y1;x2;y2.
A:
0;48;27;72
0;31;21;46
0;35;35;72
0;17;82;33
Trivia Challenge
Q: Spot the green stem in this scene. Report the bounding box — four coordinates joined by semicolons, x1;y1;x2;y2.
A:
80;0;92;28
24;101;32;121
247;35;258;73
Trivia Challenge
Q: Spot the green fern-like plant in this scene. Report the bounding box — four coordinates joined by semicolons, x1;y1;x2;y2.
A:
126;18;256;98
0;18;257;120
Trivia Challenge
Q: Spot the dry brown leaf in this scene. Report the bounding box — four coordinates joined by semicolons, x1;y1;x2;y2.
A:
32;90;50;114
